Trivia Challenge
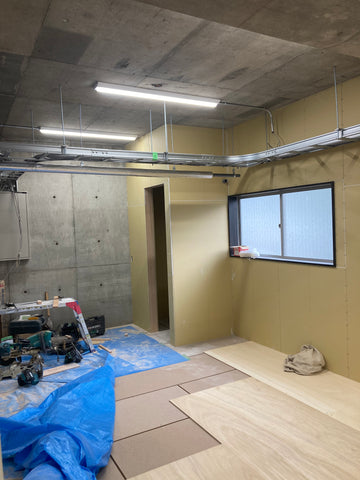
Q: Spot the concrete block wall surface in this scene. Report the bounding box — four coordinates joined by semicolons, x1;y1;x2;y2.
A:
2;171;132;330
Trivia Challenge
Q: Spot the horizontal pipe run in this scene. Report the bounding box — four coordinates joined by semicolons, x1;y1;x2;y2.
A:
1;123;360;169
0;163;214;179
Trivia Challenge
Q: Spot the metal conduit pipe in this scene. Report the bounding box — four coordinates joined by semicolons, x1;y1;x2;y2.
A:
1;123;360;169
219;101;275;133
0;163;216;179
0;163;239;179
0;124;40;131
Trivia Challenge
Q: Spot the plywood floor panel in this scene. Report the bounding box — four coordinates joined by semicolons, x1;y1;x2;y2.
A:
180;370;248;394
206;341;360;431
131;378;360;479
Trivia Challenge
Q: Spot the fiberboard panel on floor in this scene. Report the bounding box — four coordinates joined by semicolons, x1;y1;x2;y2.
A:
130;377;360;480
206;341;360;431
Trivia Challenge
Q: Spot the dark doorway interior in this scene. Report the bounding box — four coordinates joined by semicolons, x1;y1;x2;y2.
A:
145;185;170;331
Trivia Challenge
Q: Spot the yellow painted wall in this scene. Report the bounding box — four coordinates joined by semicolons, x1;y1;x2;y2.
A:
127;125;232;345
229;76;360;380
126;74;360;380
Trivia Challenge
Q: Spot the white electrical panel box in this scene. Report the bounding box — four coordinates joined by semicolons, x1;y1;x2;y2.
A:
0;192;30;261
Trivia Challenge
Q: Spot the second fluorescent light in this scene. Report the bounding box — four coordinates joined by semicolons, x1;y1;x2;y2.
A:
40;128;136;142
95;82;219;108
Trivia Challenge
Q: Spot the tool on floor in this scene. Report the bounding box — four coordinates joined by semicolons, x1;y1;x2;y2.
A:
0;342;44;386
0;298;95;386
0;297;95;352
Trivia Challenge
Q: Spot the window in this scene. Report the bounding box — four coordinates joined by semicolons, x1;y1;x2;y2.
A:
228;182;335;266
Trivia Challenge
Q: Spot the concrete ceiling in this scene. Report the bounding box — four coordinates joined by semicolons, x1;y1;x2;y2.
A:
1;0;360;149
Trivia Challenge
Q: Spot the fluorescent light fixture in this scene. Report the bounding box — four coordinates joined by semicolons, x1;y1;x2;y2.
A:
40;128;136;142
94;82;219;108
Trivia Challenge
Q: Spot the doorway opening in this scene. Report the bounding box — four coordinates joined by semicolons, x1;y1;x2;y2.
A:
145;185;170;332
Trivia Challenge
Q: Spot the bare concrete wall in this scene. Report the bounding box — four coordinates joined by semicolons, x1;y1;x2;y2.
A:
2;172;132;330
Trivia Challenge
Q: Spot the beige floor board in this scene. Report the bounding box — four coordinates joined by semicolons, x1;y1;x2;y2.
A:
132;378;360;479
114;386;187;440
112;418;219;478
180;370;249;394
206;341;360;431
115;354;234;400
168;336;247;357
172;379;360;479
97;457;125;479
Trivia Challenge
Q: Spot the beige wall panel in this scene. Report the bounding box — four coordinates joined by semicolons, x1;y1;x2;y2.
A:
278;263;311;351
229;109;348;376
228;163;280;196
171;202;232;345
344;186;360;381
272;99;306;145
171;125;223;155
231;116;267;155
127;124;223;155
343;144;360;186
307;267;347;375
127;124;229;344
272;147;344;187
303;88;338;138
341;76;360;128
127;175;172;331
128;204;150;330
127;174;169;207
229;148;342;194
127;176;146;207
170;176;228;203
232;259;281;350
279;264;348;375
333;181;345;268
127;125;166;153
300;148;344;184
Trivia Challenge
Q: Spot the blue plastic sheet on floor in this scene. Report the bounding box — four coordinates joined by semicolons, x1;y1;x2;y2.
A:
98;326;187;377
1;326;187;479
0;363;115;480
0;326;187;418
40;325;187;382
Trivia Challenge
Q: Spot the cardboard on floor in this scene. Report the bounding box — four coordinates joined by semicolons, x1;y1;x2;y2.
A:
115;353;235;400
111;419;219;478
114;386;187;440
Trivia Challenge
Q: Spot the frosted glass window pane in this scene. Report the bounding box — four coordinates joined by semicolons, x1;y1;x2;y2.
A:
282;188;333;261
240;195;281;256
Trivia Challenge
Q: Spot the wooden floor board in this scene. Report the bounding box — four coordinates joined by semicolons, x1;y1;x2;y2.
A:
206;341;360;431
130;341;360;479
130;377;360;479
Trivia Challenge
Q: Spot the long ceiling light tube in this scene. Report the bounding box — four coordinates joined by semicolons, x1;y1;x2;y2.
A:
2;124;360;168
94;82;219;108
39;127;137;142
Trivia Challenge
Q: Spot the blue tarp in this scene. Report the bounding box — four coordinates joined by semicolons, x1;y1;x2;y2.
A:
0;326;187;418
1;364;115;480
0;326;187;479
